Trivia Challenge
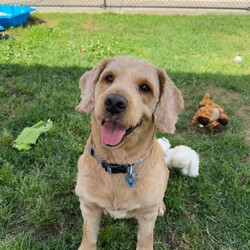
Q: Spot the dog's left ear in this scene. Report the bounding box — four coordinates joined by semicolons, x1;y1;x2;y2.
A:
76;58;111;113
154;69;184;134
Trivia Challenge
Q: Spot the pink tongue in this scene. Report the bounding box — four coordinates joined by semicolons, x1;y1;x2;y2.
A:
101;122;127;146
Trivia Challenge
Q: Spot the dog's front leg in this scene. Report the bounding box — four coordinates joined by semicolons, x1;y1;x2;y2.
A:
136;207;158;250
78;201;102;250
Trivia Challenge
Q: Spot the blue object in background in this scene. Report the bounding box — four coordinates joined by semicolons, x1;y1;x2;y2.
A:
0;5;35;30
0;25;4;31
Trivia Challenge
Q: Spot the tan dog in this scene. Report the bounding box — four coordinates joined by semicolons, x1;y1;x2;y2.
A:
75;56;184;250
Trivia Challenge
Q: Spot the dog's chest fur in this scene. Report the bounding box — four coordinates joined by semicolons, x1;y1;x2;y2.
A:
104;204;141;219
77;170;147;217
75;142;169;219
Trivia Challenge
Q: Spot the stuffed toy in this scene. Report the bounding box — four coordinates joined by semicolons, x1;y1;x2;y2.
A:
157;137;199;177
192;93;228;132
13;119;53;151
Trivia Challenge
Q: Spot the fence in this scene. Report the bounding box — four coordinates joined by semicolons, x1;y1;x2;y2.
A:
1;0;250;10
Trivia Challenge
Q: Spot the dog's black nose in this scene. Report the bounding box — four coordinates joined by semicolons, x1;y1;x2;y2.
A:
104;94;128;115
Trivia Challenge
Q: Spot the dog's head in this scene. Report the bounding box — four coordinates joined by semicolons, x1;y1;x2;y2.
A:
76;56;184;147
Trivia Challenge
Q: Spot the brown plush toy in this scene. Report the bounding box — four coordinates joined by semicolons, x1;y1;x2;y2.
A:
192;93;228;132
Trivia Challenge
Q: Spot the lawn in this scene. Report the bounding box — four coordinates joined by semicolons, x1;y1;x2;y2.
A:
0;12;249;250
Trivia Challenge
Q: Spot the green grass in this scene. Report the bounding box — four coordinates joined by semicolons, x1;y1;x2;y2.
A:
0;12;249;250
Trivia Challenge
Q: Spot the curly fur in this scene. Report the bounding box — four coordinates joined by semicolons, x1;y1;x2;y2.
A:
75;56;184;250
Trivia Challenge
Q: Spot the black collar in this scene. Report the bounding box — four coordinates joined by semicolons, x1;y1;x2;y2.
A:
88;146;144;174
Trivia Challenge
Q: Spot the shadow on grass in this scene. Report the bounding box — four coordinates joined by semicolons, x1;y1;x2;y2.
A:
23;16;46;27
1;62;249;137
1;63;249;93
0;63;249;250
1;63;89;82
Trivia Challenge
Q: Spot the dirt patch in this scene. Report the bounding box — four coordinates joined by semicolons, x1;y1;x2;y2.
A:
80;16;103;30
34;224;60;240
80;21;101;30
44;19;60;27
163;227;191;250
186;86;250;141
203;86;241;105
245;154;250;164
239;106;250;142
239;106;250;120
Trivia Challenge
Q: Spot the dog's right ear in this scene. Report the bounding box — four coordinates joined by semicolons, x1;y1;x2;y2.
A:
154;69;184;133
76;58;111;113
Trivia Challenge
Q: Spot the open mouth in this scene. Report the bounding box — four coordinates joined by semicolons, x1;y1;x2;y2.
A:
101;120;142;147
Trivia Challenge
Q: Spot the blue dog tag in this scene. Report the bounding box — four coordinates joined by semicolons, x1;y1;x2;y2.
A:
126;172;135;188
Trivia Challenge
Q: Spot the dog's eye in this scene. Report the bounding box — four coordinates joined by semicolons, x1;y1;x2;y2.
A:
105;75;114;83
139;84;151;93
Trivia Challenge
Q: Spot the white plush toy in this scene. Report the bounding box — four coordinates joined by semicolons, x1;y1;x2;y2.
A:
157;137;199;177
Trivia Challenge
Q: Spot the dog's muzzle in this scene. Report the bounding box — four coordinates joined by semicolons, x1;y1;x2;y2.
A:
101;94;141;147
